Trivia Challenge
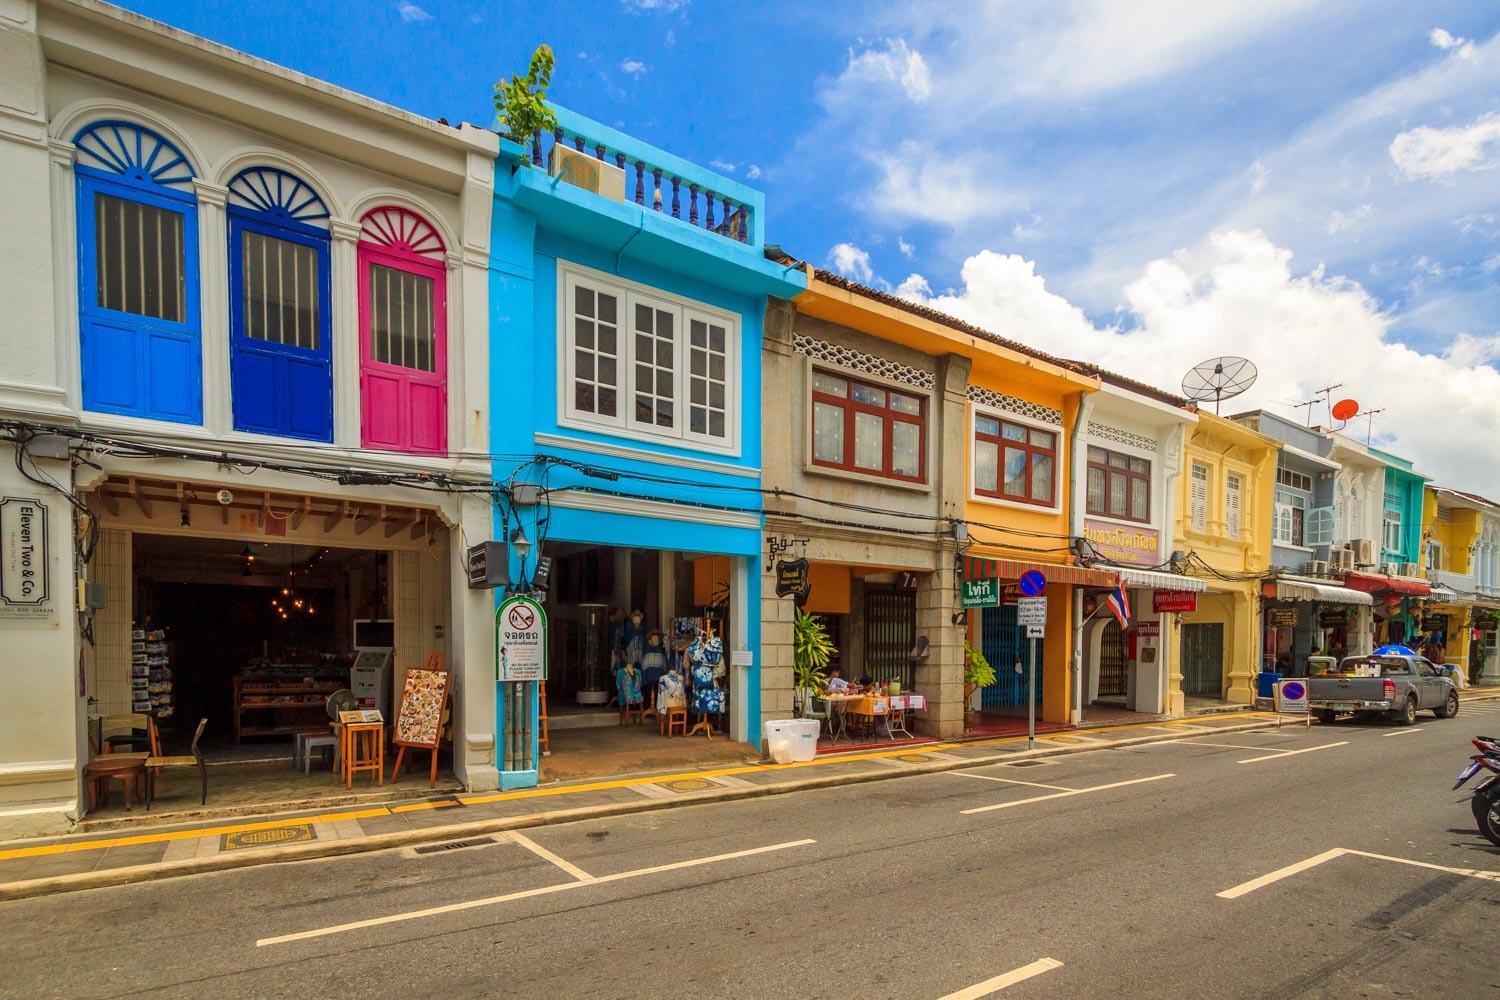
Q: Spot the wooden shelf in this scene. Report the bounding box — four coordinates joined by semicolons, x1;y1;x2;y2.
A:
234;676;344;743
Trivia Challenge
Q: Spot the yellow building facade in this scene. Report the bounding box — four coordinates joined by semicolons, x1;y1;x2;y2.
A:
1422;486;1486;677
1172;412;1278;707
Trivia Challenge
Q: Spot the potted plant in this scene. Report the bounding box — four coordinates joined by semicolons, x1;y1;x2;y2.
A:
493;44;559;159
963;639;995;729
792;609;834;717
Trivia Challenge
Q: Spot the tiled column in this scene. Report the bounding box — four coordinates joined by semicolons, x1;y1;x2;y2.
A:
759;562;795;733
89;528;133;714
392;550;421;693
915;568;964;737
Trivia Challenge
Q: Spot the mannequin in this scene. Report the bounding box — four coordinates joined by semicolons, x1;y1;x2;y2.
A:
615;658;643;723
688;626;726;738
623;609;647;669
641;628;669;714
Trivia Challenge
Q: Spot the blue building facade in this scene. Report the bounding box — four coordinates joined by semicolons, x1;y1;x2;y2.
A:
488;110;805;787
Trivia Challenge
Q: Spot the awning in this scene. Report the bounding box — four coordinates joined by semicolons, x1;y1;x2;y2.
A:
1112;567;1208;593
1426;585;1461;603
1342;572;1431;598
1264;578;1374;606
961;556;1118;588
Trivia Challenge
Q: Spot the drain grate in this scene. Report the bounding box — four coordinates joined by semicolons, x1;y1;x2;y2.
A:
412;837;494;855
1005;760;1047;767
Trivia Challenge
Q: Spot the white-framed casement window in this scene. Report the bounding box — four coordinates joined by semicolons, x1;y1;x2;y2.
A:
1274;489;1306;546
1190;462;1209;532
559;263;738;452
1225;473;1243;539
1427;540;1443;573
1382;507;1402;553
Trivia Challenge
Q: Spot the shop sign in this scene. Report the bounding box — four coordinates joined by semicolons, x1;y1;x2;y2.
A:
0;496;54;623
1319;607;1349;628
1136;621;1161;638
961;578;1000;608
1266;607;1299;629
1153;590;1198;614
1017;596;1048;626
496;595;547;681
1420;613;1447;632
774;558;811;602
1083;519;1161;568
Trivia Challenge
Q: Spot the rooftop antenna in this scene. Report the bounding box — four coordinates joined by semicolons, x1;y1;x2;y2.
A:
1360;407;1386;446
1313;382;1344;426
1181;356;1258;415
1290;396;1322;427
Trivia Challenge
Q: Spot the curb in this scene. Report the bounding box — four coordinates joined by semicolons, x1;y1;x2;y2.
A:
0;718;1279;901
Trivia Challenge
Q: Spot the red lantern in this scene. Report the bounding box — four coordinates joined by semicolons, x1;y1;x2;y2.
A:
1382;594;1403;612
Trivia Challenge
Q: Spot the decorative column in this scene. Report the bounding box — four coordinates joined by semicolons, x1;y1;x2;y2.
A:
193;181;231;436
329;218;362;449
915;566;964;738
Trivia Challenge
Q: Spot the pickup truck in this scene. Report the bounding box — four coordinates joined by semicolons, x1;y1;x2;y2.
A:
1308;653;1459;725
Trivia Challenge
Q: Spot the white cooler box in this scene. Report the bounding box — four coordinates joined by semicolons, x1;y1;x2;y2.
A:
762;718;821;764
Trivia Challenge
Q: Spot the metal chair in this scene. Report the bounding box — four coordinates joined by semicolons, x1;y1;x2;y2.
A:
145;717;208;809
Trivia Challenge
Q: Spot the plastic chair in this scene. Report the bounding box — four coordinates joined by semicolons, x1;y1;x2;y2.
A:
798;687;830;734
145;717;208;808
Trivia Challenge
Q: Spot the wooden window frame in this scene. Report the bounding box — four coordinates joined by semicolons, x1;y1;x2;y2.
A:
1086;446;1151;523
809;369;926;484
973;411;1058;507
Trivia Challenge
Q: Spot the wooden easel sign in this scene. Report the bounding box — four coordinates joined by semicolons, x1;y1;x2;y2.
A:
390;654;449;788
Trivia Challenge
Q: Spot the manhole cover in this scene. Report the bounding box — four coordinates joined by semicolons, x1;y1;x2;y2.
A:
1006;760;1046;768
412;837;494;855
899;754;932;763
220;823;316;851
664;778;716;792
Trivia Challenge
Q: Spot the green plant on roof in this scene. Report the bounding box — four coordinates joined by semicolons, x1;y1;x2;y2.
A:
494;44;558;157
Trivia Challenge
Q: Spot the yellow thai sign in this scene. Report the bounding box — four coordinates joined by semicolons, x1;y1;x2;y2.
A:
1083;519;1160;567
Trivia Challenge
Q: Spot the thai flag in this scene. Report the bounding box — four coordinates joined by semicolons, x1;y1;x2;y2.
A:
1105;585;1131;629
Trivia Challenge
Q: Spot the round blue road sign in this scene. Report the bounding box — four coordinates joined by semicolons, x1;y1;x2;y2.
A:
1019;570;1046;596
1282;681;1306;700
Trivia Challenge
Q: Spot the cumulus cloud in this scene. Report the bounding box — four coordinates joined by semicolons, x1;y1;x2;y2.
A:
895;230;1500;494
828;243;875;284
1390;113;1500;180
1429;27;1475;59
835;39;932;102
1326;203;1374;235
620;59;648;78
865;144;1017;226
746;164;762;180
623;0;687;12
898;237;915;258
396;2;432;22
709;159;736;173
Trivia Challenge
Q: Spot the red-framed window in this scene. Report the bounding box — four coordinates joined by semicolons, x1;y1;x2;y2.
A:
810;370;925;483
357;207;447;454
1087;446;1151;522
974;413;1056;506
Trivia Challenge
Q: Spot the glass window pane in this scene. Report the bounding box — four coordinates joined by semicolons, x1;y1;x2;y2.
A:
976;416;1000;437
243;231;319;350
813;373;847;397
95;194;185;323
1003;448;1027;496
597;292;616;324
369;263;435;372
854;412;883;470
1001;423;1026;442
975;440;998;493
813;402;844;463
575;285;594;318
1130;481;1148;520
892;421;920;478
1032;454;1053;502
1110;472;1127;515
1087;466;1105;512
1108;452;1128;468
890;392;922;416
1130;457;1149;474
851;382;885;406
1029;428;1054;450
1088;447;1106;464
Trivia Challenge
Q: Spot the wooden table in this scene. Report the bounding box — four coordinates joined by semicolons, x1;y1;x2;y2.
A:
83;756;146;812
338;722;385;788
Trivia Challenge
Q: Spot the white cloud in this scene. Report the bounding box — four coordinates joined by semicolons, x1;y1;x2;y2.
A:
865;144;1017;226
1326;203;1374;235
835;39;932;102
746;164;762;180
396;2;431;22
896;230;1500;494
1429;27;1475;59
665;28;676;47
894;274;932;299
622;0;687;12
620;59;648;78
898;237;915;258
709;159;736;173
1390;113;1500;180
829;243;875;284
1250;159;1271;193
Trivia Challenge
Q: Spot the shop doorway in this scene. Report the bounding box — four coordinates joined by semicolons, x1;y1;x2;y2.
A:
864;586;915;689
1097;621;1127;697
979;605;1044;711
1181;623;1224;696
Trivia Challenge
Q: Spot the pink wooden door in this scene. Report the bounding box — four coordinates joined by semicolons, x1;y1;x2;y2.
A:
357;208;447;454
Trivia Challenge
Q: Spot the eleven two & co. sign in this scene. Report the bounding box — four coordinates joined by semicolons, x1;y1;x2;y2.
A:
0;496;53;623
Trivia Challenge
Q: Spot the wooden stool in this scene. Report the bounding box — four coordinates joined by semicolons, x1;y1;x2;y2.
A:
83;756;146;812
619;700;645;725
341;722;384;787
660;705;687;737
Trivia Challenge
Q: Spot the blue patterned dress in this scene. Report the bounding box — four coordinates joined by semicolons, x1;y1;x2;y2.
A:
689;637;726;713
615;664;643;706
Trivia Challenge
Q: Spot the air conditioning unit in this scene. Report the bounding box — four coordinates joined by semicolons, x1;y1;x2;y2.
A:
1330;549;1352;573
1382;561;1401;576
1399;562;1419;577
1352;538;1376;567
1310;560;1329;577
549;144;627;202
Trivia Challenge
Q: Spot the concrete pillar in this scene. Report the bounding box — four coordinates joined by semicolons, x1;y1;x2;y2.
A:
194;181;231;436
915;570;963;737
1225;588;1257;705
449;494;498;791
1165;612;1185;716
329;219;362;448
758;561;795;730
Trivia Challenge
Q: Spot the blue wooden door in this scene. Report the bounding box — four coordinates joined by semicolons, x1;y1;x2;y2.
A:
76;153;201;424
980;604;1045;710
228;214;332;441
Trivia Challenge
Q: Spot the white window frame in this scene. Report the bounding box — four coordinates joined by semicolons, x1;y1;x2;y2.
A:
1189;462;1209;532
1273;489;1307;547
557;261;740;455
1382;507;1402;553
1225;472;1243;539
968;403;1062;514
1427;540;1442;573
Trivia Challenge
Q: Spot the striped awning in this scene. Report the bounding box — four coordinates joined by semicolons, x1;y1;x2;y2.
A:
1264;578;1373;606
1113;567;1208;593
961;556;1119;588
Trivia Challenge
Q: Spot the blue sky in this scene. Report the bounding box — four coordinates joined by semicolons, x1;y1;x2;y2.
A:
118;0;1500;492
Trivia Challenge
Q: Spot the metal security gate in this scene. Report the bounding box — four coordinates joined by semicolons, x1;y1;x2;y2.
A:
1098;621;1127;697
1181;623;1224;697
979;605;1044;709
864;587;915;690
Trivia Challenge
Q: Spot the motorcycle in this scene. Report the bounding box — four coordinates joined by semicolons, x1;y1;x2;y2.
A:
1454;736;1500;848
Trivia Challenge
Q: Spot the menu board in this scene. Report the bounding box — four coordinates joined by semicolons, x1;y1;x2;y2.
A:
393;667;450;749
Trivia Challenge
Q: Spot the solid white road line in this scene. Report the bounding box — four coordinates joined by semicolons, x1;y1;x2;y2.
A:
506;832;595;882
257;838;817;947
937;958;1064;999
1381;728;1427;737
961;774;1175;815
1177;740;1281;751
1218;847;1500;899
945;771;1073;791
1236;741;1349;764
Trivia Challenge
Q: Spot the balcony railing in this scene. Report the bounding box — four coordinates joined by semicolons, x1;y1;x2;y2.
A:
526;109;755;247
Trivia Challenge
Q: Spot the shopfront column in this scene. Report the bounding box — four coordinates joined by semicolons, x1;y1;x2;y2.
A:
915;570;963;737
1164;612;1185;716
449;494;499;791
329;220;361;449
758;563;795;734
193;181;231;436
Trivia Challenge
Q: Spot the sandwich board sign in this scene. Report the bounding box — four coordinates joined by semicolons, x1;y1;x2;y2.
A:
1274;678;1310;727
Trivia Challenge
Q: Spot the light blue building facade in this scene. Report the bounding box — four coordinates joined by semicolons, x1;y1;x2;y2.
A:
487;110;805;788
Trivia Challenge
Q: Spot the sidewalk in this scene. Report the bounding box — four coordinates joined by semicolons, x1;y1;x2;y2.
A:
2;692;1493;900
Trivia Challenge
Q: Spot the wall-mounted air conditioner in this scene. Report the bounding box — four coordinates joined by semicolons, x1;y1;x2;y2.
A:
1352;538;1376;567
1399;562;1419;577
1382;561;1401;576
1330;548;1352;573
549;144;627;202
1310;560;1329;577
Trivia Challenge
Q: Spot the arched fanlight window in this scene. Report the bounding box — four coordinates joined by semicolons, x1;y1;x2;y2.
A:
225;166;333;442
357;207;448;454
73;120;203;424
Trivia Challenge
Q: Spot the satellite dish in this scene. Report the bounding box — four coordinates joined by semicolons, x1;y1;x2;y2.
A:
1331;398;1359;422
1181;357;1258;414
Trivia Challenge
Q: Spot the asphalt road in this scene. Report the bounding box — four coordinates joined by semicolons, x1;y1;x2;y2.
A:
3;702;1499;1000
